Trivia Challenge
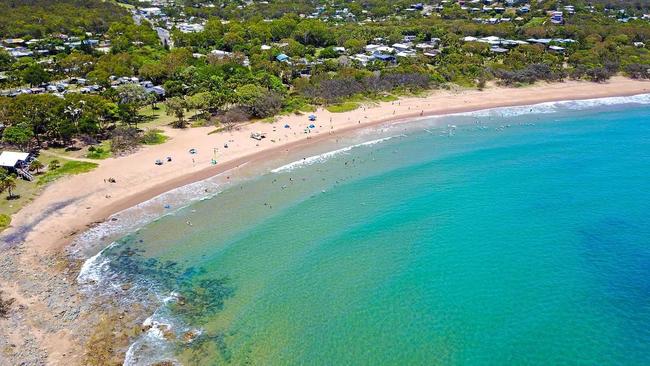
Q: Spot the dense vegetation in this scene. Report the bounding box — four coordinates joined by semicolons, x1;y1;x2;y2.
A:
0;0;129;38
0;0;649;154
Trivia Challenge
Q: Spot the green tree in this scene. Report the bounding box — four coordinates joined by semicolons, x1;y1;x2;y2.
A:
30;159;44;174
164;97;190;128
0;49;13;71
2;124;33;149
115;84;150;127
21;64;50;87
0;175;17;199
58;51;96;77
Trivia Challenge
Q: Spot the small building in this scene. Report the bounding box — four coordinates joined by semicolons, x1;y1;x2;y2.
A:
276;53;289;62
392;43;412;52
0;151;33;180
490;46;509;53
550;11;564;24
373;53;396;62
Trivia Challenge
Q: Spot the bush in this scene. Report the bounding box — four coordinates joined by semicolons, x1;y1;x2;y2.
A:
86;146;111;159
0;291;15;318
299;73;430;103
110;127;141;155
0;213;10;231
246;92;283;118
48;159;61;170
141;129;168;145
493;63;565;86
219;107;251;126
625;63;650;79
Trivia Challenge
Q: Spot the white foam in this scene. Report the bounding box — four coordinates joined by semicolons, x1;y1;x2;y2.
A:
271;135;402;173
457;93;650;118
76;241;119;284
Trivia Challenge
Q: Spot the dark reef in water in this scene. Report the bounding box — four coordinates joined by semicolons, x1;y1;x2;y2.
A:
104;239;236;360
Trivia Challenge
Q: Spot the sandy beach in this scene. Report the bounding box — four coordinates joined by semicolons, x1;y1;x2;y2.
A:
1;76;649;364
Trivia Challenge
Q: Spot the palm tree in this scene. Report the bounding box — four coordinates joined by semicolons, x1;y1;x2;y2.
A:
0;176;17;199
30;159;44;174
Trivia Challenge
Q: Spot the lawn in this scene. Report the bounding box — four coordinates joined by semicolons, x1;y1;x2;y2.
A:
0;154;99;231
37;161;99;185
86;141;112;159
326;102;359;113
0;213;10;231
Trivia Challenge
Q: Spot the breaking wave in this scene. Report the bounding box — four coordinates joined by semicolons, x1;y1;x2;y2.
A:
271;135;404;173
458;93;650;118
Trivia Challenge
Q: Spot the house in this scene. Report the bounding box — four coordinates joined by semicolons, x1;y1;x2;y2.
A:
276;53;290;62
375;46;395;53
550;11;564;24
351;53;374;66
365;44;381;53
396;50;416;57
490;46;509;53
148;86;165;96
416;43;437;51
2;38;25;46
392;43;412;52
373;53;396;62
0;151;33;180
140;7;162;16
178;23;204;33
210;49;231;58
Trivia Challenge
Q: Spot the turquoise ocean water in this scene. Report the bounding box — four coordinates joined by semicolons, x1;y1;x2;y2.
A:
80;97;650;365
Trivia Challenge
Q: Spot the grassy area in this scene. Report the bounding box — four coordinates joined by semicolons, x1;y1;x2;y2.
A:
37;161;98;185
326;102;360;113
141;129;169;145
372;94;399;102
139;104;177;128
0;154;98;231
0;214;10;231
86;141;112;159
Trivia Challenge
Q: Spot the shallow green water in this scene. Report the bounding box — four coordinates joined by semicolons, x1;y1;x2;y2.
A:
104;103;650;365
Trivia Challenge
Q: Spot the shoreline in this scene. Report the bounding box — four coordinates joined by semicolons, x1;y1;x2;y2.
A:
1;77;650;364
68;78;650;244
44;80;650;252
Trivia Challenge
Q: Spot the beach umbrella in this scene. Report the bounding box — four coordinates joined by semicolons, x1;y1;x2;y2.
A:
308;114;316;121
189;148;197;154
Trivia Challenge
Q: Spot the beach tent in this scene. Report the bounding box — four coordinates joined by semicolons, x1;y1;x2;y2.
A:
309;124;316;129
284;124;291;128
